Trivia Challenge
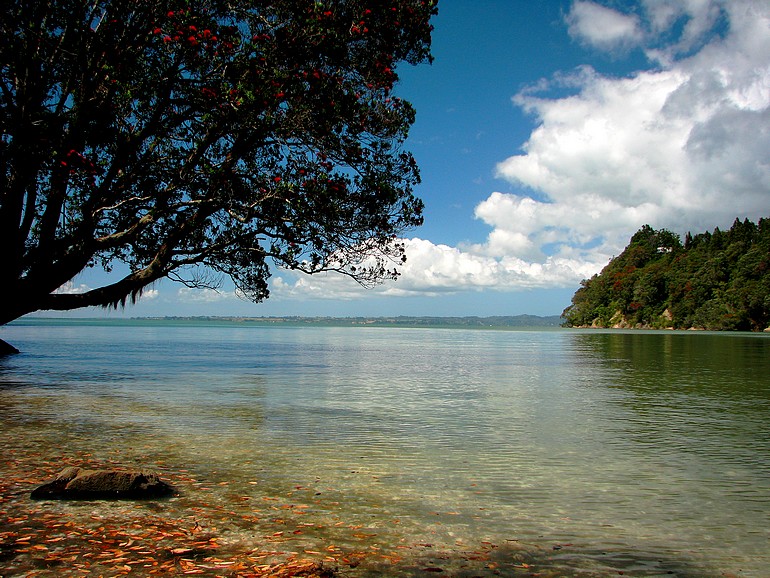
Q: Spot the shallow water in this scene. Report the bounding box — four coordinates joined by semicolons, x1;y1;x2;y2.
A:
1;320;769;576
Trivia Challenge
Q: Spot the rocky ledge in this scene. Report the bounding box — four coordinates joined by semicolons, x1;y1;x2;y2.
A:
31;467;175;500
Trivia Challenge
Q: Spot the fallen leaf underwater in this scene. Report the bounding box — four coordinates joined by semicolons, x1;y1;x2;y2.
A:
0;448;611;577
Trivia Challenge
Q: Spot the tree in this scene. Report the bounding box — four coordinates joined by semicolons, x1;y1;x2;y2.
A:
562;219;770;331
0;0;437;326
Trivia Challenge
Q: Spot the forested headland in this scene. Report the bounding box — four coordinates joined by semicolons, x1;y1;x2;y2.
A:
562;218;770;331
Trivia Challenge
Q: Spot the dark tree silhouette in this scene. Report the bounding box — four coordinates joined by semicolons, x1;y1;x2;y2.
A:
0;0;436;325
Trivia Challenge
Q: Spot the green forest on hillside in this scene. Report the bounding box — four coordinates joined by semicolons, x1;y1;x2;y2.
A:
562;218;770;331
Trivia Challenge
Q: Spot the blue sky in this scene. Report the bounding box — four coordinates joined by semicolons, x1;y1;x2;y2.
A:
57;0;770;318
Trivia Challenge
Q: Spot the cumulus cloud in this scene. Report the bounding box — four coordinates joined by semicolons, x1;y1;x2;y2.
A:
270;237;599;301
492;0;769;272
392;238;598;292
566;1;644;51
566;0;729;60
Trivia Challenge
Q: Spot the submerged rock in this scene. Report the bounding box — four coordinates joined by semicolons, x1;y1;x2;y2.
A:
31;467;174;500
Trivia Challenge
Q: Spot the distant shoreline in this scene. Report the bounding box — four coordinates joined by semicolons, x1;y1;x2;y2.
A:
14;314;564;329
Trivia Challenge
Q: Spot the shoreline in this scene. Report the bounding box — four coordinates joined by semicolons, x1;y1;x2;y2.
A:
9;314;564;330
567;323;770;333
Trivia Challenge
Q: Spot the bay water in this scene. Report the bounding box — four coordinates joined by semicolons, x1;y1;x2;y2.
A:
1;319;768;576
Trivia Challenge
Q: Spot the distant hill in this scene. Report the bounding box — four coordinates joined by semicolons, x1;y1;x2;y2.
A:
562;218;770;331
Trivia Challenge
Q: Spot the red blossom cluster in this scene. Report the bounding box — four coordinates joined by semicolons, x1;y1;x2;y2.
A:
350;9;373;35
151;10;236;56
60;149;98;187
200;87;218;99
198;85;243;109
365;54;396;91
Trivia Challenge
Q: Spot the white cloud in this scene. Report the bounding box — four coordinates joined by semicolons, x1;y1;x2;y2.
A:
567;0;729;61
140;288;160;300
642;0;727;61
491;0;769;275
270;237;598;301
566;1;644;51
498;66;694;244
393;238;597;291
55;281;92;294
271;273;374;300
176;286;233;303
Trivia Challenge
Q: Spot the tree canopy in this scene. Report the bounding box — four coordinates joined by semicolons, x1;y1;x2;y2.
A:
562;218;770;331
0;0;437;325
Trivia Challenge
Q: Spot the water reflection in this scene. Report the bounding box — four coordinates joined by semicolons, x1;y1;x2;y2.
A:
566;330;770;570
572;330;770;389
569;331;770;438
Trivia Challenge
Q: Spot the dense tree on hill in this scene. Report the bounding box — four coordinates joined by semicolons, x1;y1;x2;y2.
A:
0;0;437;327
562;218;770;331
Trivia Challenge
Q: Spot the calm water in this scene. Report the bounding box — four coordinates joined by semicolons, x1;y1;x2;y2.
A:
1;319;769;577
